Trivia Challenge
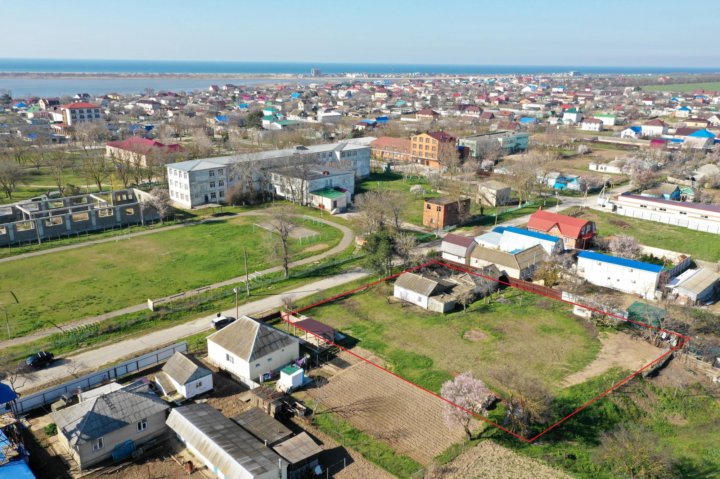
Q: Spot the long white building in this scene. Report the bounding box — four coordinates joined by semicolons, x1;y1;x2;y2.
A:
166;141;371;208
577;251;663;300
611;193;720;235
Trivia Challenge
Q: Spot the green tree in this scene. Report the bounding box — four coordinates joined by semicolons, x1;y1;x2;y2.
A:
246;110;264;129
363;230;395;277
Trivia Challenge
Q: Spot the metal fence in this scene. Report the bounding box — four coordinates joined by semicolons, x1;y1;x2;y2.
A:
15;342;187;415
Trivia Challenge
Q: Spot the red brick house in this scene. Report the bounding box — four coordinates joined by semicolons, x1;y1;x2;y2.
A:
527;210;596;249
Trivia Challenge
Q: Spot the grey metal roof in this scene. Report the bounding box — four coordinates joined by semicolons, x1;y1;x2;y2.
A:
272;432;322;465
232;408;292;446
169;141;368;172
166;404;287;478
675;268;720;295
161;352;212;386
208;316;298;361
53;381;169;446
394;272;443;297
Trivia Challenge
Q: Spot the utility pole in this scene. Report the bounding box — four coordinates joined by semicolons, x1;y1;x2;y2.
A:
232;288;239;319
0;291;19;339
243;247;250;297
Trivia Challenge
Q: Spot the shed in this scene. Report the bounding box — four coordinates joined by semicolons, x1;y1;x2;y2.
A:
232;407;293;446
272;432;322;474
668;268;720;304
277;366;304;393
156;352;213;400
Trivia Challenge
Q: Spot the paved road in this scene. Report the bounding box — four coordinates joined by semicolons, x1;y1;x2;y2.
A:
0;213;354;349
16;270;368;393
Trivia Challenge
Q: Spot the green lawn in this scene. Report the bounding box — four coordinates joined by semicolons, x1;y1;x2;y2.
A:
566;206;720;261
356;171;441;227
298;283;600;393
0;215;342;337
643;81;720;92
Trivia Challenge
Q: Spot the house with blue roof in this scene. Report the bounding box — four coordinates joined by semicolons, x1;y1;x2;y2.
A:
577;251;664;299
675;105;692;118
620;125;643;139
685;129;716;149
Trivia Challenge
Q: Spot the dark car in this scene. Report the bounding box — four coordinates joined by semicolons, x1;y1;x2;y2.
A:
26;351;54;369
212;314;236;330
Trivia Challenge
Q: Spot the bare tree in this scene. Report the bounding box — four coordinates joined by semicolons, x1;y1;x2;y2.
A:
608;234;642;259
0;159;24;199
491;366;553;436
394;233;417;270
47;148;71;195
441;372;494;439
456;288;475;313
597;425;674;479
145;188;172;223
268;207;296;278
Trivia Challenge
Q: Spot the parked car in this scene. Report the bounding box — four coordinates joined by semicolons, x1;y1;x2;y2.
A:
26;351;54;369
212;314;236;330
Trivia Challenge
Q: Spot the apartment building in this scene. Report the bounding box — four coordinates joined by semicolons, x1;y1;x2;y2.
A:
411;131;458;169
60;102;103;126
458;131;529;159
166;142;370;208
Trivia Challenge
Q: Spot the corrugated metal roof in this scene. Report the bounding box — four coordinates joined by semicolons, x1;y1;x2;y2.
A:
272;432;322;465
674;268;720;295
232;408;292;446
162;352;211;386
167;404;286;478
53;382;168;446
577;251;664;273
208;316;298;361
499;226;561;244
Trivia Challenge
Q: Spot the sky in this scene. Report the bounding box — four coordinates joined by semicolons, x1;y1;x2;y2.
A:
3;0;720;67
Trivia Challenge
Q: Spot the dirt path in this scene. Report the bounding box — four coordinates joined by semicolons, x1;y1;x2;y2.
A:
425;440;571;479
563;332;663;387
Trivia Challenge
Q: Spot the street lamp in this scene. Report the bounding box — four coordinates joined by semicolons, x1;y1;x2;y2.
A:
0;291;19;339
232;288;239;319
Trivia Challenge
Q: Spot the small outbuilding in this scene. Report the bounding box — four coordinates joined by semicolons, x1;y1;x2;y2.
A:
155;352;213;400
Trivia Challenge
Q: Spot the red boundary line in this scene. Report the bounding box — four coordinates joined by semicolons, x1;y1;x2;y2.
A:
280;259;690;444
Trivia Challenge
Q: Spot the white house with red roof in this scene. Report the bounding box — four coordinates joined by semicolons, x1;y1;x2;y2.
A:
527;210;596;249
440;233;477;264
60;102;102;126
640;119;667;137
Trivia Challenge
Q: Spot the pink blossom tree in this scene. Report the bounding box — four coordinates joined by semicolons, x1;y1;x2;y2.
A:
441;372;494;439
608;234;642;259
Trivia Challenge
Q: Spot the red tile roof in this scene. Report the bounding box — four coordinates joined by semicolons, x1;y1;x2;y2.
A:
427;131;456;142
528;210;593;239
442;233;476;248
61;102;100;109
370;136;411;153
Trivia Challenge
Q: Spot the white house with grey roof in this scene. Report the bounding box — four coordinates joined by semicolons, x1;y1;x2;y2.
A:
52;381;169;470
167;403;288;479
166;141;370;208
207;315;300;388
154;351;213;400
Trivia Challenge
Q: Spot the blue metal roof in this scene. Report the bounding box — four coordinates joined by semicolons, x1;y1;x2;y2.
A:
689;129;716;138
629;126;642;133
0;461;36;479
577;251;664;273
501;226;561;244
0;383;17;404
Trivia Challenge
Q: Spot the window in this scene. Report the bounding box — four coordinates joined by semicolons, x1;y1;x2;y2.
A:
125;208;135;216
98;208;113;218
137;418;148;432
210;192;217;199
225;353;234;364
267;357;272;362
219;190;224;197
218;180;224;187
437;206;441;212
45;217;63;227
93;437;104;451
72;212;90;222
0;226;5;236
255;363;260;367
209;170;215;177
16;221;35;231
196;381;202;388
209;181;215;188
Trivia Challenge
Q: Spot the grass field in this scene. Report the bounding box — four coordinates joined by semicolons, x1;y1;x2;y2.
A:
566;206;720;261
0;215;342;337
299;282;600;394
643;81;720;92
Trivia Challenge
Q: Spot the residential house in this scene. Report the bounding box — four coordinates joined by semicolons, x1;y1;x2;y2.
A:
562;107;583;124
685;117;710;128
576;251;664;300
469;244;547;280
411;131;458;169
393;272;456;313
593;114;617;127
477;180;512;207
423;197;471;229
640;184;681;201
589;159;624;174
458;131;529;158
620;126;643;139
675;106;692;118
493;226;564;256
370;136;412;162
640;119;667;137
527;210;596;249
579;118;603;132
416;108;440;121
106;137;183;167
441;233;477;264
167;403;289;479
612;193;720;234
154;352;213;400
207;315;300;387
52;381;169;470
683;129;716;149
60;102;103;126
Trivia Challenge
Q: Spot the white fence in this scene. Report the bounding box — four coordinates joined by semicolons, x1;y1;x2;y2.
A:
15;342;187;415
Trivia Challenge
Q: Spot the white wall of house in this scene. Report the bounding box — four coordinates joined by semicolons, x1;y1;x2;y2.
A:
441;251;468;264
207;340;299;388
640;125;666;137
168;374;213;400
470;256;521;279
393;284;429;309
577;257;660;299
